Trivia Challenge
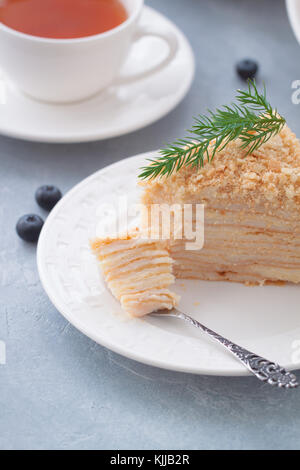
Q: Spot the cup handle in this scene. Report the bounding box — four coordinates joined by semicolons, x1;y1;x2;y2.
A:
115;24;179;85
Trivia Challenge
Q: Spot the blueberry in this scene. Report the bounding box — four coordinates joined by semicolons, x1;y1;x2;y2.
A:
16;214;44;243
236;59;258;81
35;185;62;211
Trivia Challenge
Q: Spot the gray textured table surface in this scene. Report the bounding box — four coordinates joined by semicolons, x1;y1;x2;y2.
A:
1;0;300;450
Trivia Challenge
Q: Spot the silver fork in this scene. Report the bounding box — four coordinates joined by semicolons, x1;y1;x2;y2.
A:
151;309;298;388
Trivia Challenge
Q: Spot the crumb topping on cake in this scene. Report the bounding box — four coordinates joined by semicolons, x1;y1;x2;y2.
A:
142;126;300;211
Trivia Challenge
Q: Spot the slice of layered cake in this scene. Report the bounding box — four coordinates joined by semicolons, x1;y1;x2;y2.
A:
141;125;300;285
90;230;179;317
92;83;300;316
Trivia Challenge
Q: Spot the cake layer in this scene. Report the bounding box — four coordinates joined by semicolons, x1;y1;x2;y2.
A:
121;290;179;317
170;218;300;284
91;230;179;316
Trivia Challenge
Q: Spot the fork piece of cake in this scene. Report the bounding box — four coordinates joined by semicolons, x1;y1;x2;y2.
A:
90;229;179;317
141;125;300;285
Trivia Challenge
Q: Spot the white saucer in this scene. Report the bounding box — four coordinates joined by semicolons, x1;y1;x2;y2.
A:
0;7;194;143
37;151;300;376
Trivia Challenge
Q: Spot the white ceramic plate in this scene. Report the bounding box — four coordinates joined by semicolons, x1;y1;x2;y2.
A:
37;151;300;376
0;7;194;143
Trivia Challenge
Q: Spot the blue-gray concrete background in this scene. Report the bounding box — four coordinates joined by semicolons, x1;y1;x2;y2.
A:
1;0;300;450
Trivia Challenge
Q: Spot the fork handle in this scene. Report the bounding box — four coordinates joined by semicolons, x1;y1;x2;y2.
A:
175;310;298;388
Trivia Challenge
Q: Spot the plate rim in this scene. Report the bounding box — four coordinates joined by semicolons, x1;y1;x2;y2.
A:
0;6;195;144
286;0;300;45
37;151;300;377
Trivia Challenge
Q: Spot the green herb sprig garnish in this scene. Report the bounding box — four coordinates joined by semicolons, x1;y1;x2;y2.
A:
139;81;286;180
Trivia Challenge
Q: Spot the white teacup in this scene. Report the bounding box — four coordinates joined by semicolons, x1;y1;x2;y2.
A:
0;0;179;103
